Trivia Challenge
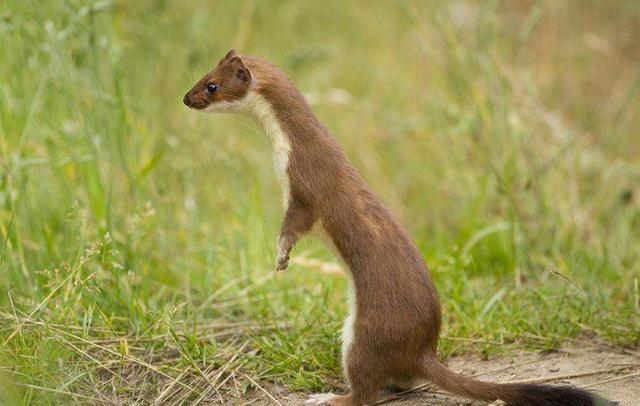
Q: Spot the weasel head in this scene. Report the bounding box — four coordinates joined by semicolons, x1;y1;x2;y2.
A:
183;49;253;113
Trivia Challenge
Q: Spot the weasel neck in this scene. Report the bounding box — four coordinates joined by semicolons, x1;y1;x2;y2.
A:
244;91;292;206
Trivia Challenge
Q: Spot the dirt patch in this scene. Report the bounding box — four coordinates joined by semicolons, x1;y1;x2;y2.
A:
259;341;639;405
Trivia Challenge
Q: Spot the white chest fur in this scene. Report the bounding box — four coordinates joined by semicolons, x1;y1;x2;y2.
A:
244;92;292;207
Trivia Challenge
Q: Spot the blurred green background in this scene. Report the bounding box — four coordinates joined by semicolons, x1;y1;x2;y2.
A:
0;0;639;403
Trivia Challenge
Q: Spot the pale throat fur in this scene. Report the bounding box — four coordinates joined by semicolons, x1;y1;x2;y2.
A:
205;90;292;208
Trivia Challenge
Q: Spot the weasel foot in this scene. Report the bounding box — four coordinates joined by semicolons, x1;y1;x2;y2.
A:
305;393;338;405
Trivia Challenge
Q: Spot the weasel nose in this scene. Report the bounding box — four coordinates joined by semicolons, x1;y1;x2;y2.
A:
183;94;192;107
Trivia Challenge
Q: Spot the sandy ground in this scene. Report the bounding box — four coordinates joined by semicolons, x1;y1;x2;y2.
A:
255;341;639;405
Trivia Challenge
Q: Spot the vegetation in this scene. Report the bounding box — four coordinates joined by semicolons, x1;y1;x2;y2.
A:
0;0;638;403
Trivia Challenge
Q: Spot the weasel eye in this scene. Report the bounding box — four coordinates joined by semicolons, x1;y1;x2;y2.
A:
205;83;219;94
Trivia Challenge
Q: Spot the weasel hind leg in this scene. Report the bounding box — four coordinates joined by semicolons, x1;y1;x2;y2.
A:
307;342;387;405
341;344;387;405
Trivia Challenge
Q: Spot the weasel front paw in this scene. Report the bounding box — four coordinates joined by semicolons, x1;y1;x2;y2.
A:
276;252;290;271
276;238;291;271
276;235;295;271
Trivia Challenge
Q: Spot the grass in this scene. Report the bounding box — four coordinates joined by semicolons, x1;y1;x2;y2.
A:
0;0;639;404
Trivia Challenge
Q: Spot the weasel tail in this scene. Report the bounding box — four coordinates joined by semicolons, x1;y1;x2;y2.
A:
184;49;612;406
421;359;607;406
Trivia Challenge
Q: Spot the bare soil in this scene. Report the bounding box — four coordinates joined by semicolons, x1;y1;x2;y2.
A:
254;340;640;405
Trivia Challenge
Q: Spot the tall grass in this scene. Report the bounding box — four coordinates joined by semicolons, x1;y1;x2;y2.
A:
0;0;638;403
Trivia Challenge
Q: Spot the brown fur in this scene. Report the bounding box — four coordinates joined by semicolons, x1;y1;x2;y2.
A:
184;50;608;406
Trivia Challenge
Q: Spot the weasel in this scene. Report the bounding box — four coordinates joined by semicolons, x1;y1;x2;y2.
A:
184;49;610;406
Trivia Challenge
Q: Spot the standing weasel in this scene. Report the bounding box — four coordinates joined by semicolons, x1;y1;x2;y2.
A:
184;49;609;406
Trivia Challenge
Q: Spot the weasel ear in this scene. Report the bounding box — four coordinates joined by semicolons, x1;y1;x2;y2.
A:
228;56;251;84
215;48;238;68
223;48;237;61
